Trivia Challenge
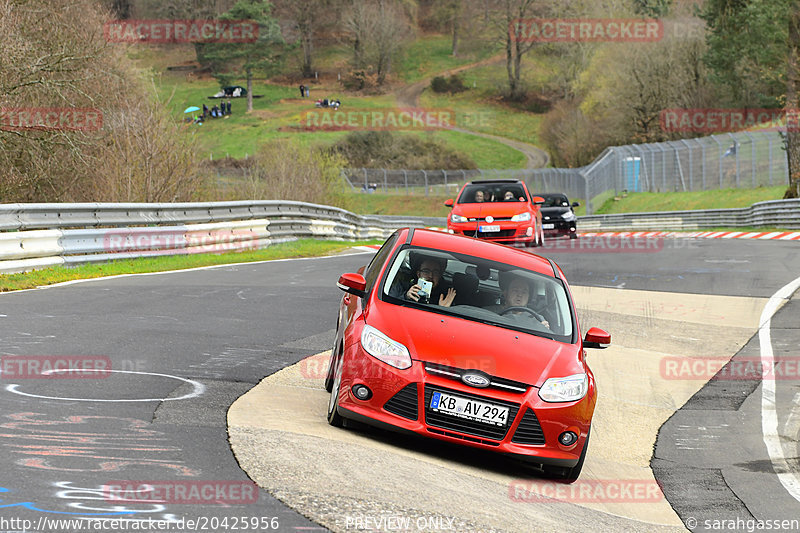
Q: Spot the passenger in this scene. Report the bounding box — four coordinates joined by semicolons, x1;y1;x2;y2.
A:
389;254;456;307
503;190;516;201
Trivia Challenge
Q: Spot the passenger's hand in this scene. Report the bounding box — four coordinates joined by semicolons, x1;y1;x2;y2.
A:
406;284;421;301
439;287;456;307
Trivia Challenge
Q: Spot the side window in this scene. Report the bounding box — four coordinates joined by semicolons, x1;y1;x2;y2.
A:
363;232;399;293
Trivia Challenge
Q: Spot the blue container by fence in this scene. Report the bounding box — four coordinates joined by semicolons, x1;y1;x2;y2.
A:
624;157;641;192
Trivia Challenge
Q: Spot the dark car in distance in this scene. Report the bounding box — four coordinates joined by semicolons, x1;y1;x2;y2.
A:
538;193;579;239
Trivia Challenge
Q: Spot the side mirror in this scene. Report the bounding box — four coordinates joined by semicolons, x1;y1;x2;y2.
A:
583;327;611;349
337;273;367;298
572;201;580;207
444;199;454;207
532;196;545;205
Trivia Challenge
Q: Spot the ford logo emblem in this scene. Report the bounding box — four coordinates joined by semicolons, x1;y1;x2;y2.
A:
462;372;490;388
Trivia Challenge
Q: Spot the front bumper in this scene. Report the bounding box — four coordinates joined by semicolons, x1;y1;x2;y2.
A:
447;222;536;245
542;219;576;237
335;348;594;467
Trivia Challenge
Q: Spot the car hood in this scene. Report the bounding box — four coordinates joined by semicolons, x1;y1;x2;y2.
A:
541;207;570;216
454;203;532;219
367;304;581;387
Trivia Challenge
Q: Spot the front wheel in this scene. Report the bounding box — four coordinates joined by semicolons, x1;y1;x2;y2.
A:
541;428;589;483
323;342;340;393
326;354;344;427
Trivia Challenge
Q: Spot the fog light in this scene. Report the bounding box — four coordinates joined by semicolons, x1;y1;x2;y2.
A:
526;227;533;236
559;431;578;446
352;384;372;400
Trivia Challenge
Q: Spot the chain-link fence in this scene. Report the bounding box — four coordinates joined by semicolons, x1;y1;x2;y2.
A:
342;130;789;214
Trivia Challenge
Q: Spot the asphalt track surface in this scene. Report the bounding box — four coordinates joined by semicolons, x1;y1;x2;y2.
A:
0;235;797;532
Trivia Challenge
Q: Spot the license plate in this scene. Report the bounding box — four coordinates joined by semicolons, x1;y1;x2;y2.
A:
479;225;500;233
542;224;555;229
429;391;509;426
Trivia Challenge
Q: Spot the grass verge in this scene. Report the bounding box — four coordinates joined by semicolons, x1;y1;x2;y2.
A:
594;186;788;214
0;239;380;292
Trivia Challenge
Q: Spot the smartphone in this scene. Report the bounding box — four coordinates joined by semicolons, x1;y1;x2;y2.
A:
417;279;433;299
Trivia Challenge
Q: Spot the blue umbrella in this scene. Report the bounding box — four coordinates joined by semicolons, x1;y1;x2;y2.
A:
183;106;201;113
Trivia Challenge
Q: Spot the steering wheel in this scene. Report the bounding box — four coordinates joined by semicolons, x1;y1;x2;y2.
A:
500;306;546;323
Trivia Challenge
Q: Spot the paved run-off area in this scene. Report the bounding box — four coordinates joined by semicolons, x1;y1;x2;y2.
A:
228;286;768;533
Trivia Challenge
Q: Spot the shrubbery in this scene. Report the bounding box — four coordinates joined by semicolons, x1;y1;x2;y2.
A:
328;131;476;170
430;75;468;94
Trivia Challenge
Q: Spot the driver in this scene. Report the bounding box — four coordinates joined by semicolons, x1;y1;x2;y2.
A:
486;272;550;329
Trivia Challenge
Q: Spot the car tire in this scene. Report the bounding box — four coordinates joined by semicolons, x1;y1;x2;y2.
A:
323;341;340;393
541;427;589;483
326;354;344;427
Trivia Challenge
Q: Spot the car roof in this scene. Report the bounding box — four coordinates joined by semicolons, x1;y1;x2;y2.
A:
466;179;524;185
404;228;556;278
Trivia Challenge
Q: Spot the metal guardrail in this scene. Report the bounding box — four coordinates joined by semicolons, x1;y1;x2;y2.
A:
0;201;434;274
578;199;800;231
1;199;797;274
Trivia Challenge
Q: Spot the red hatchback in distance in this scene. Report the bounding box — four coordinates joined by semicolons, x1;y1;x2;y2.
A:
445;179;546;247
326;228;611;481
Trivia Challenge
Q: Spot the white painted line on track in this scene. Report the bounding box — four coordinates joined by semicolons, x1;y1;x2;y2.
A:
760;274;800;502
4;369;205;402
0;248;377;295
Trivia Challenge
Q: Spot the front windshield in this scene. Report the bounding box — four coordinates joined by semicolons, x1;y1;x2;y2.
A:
541;195;569;208
381;246;574;342
457;183;528;204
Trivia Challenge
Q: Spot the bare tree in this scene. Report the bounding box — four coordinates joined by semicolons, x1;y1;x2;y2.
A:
786;3;800;198
489;0;541;100
273;0;342;78
343;0;411;84
0;0;201;202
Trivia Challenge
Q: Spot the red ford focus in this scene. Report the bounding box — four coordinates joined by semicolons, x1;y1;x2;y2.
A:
445;179;546;247
325;228;610;481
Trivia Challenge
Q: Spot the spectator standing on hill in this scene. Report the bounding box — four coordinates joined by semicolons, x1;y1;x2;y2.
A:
299;84;305;97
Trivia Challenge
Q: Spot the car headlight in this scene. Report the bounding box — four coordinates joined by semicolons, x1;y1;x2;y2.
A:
360;325;412;370
538;373;588;402
451;213;468;223
561;211;576;221
511;212;531;222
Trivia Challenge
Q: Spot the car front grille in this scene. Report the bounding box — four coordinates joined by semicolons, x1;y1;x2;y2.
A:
423;385;520;441
476;230;516;238
510;408;546;445
423;362;529;394
383;384;418;420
